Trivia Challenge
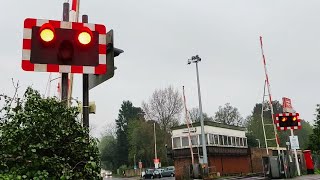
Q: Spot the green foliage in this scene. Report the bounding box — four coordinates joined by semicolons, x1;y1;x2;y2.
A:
309;105;320;153
99;100;173;171
114;101;144;168
127;119;171;168
99;135;117;170
246;133;259;147
0;87;101;179
247;101;313;149
296;120;313;149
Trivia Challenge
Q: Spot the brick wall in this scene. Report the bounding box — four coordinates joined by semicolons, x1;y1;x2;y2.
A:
174;158;193;180
208;156;251;175
173;147;275;178
249;147;270;173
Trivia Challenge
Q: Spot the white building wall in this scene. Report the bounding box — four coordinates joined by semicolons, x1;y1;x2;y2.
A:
172;125;245;138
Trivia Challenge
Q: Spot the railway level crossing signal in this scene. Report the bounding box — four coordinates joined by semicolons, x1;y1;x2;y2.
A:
275;113;302;131
22;18;107;74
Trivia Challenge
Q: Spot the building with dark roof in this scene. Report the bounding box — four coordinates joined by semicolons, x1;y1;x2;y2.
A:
171;121;252;179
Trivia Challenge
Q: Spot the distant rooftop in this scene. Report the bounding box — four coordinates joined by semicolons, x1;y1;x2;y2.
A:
171;121;246;131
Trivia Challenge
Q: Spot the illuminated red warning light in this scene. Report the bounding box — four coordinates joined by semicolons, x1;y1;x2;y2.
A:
281;117;287;122
39;23;55;43
78;27;92;45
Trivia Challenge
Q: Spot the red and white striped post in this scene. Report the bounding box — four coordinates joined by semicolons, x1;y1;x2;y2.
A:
259;36;281;155
67;0;80;105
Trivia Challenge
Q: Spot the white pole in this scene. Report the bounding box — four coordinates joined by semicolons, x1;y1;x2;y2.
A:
154;123;158;168
195;61;208;165
291;129;301;176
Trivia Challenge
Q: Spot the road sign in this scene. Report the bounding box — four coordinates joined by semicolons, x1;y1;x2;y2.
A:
154;158;159;163
154;158;160;168
282;97;294;113
22;18;107;74
290;135;300;149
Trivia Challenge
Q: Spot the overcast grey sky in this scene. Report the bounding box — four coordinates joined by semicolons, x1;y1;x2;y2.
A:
0;0;319;137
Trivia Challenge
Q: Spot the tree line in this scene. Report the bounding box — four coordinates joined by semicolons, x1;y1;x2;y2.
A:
99;86;318;172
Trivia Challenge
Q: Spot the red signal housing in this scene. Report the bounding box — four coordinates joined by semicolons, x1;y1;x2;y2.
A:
275;113;301;130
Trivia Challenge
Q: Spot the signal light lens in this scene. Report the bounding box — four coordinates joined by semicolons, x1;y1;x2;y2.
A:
293;117;297;121
40;29;55;42
281;117;287;122
78;31;92;45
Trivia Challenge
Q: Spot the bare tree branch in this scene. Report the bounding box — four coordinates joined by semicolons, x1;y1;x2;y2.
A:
143;86;183;132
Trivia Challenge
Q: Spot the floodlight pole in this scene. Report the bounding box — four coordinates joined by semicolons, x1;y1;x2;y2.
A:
187;55;208;167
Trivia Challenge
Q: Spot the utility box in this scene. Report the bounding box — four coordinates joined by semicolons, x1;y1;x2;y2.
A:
263;156;281;179
190;164;200;179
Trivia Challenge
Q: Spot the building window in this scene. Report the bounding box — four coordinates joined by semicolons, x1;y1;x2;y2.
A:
244;138;247;147
219;135;223;145
228;136;232;146
223;135;228;146
173;137;181;148
236;137;240;146
182;136;189;147
209;134;214;145
232;137;236;146
240;138;244;147
191;135;198;145
214;135;219;145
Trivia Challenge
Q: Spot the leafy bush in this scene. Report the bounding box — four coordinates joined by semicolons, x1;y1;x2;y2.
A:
0;87;101;179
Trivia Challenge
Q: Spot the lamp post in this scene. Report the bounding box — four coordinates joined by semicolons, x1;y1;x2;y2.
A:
187;55;208;166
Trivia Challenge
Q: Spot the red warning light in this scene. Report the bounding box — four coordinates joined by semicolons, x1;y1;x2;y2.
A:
77;27;92;45
39;23;55;43
292;116;297;121
281;117;287;122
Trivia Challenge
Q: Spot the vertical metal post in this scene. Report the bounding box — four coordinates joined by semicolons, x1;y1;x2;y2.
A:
82;15;89;130
195;62;208;165
291;129;301;176
154;123;158;168
134;154;136;169
261;80;269;155
154;123;157;159
68;0;80;106
182;86;195;164
61;3;69;103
